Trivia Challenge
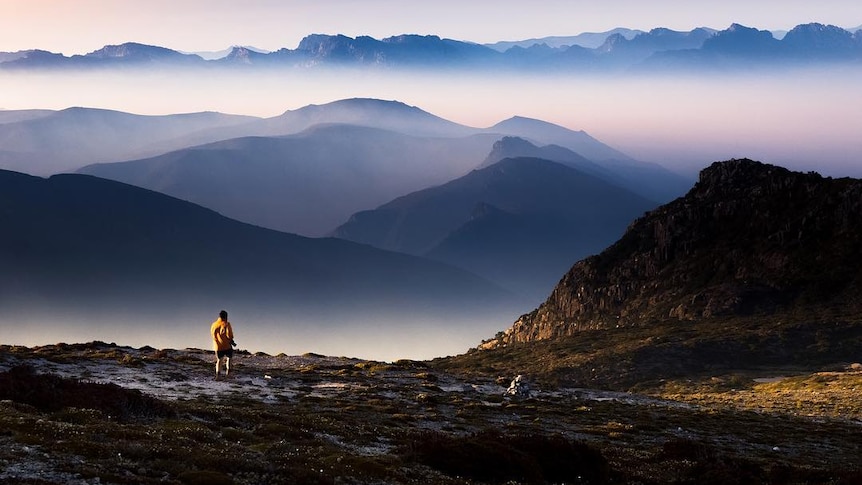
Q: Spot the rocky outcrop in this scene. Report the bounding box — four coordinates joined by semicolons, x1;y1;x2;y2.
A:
485;159;862;347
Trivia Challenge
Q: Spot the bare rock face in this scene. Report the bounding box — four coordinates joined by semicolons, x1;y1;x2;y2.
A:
488;159;862;347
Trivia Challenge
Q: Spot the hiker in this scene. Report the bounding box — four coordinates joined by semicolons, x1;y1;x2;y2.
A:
211;310;236;378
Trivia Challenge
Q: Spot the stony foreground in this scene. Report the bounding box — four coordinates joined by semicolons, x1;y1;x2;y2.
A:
1;342;861;484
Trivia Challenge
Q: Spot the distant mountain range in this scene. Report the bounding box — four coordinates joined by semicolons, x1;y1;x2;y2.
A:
0;97;692;306
0;97;693;305
78;123;499;237
2;23;860;72
0;107;256;175
484;28;645;51
72;98;676;239
0;169;522;358
1;98;638;180
478;136;690;203
332;155;657;302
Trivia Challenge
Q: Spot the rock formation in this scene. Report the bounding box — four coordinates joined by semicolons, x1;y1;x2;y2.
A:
485;159;862;347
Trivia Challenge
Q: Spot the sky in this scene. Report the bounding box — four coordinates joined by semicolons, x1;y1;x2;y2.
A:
1;0;860;55
1;0;861;178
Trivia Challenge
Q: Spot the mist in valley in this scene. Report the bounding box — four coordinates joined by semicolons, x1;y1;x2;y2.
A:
2;60;861;360
2;305;521;362
2;64;860;179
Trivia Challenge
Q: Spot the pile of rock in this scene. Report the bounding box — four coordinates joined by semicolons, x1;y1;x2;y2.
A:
504;375;531;397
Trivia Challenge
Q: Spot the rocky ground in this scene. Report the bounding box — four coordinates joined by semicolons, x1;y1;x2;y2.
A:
1;342;861;484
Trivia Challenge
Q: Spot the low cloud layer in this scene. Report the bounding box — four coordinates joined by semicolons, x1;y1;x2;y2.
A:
2;65;858;178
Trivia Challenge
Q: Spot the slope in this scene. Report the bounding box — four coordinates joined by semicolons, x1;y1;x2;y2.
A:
479;136;692;202
455;159;862;388
0;169;521;360
162;97;481;149
333;157;658;302
0;107;259;175
484;117;692;202
78;124;497;236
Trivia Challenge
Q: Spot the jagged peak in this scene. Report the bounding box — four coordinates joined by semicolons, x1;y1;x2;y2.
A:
383;34;444;43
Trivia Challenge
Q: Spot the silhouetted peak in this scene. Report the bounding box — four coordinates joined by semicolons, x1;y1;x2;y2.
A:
296;34;381;55
702;24;778;53
85;42;186;59
598;33;628;52
782;23;857;50
494;116;583;133
491;136;538;152
486;158;862;349
383;34;444;44
691;158;798;197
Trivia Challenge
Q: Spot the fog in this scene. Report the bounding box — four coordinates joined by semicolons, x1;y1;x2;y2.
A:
3;307;518;362
2;65;860;178
3;64;861;359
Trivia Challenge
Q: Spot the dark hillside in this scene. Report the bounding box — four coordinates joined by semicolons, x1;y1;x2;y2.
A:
334;157;656;301
450;160;862;388
0;169;519;357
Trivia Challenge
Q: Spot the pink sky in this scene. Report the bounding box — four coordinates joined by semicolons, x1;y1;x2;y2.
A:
1;0;859;54
1;1;860;178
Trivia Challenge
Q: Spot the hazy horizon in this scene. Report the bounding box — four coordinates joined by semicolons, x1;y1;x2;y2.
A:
2;1;858;55
2;65;860;179
2;305;521;362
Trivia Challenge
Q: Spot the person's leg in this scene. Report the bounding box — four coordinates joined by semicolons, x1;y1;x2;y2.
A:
215;353;222;377
224;356;231;377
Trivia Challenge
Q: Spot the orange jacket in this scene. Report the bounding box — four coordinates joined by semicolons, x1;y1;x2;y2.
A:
211;318;234;351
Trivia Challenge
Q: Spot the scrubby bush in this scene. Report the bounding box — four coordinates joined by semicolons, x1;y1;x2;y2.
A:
403;429;609;484
0;365;173;421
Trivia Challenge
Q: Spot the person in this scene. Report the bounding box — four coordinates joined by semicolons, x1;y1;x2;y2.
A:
211;310;236;378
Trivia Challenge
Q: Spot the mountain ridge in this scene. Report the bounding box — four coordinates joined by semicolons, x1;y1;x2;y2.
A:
483;159;862;348
0;168;521;359
3;23;860;72
332;156;658;302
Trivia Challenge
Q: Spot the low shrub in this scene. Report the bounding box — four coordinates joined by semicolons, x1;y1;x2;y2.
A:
403;429;609;484
0;365;173;421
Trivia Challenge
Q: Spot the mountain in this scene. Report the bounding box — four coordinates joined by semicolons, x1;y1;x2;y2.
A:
484;116;692;203
781;23;861;59
485;28;644;51
157;98;481;151
642;23;862;69
211;34;503;68
443;159;862;390
485;159;862;348
0;49;66;68
2;24;861;72
261;97;476;138
0;98;476;177
191;45;270;61
479;136;691;203
0;109;54;124
487;116;632;162
0;169;520;359
0;107;259;175
167;98;635;156
75;98;675;239
595;27;715;65
332;156;657;302
477;136;603;170
76;42;204;65
78;123;497;236
0;43;204;69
